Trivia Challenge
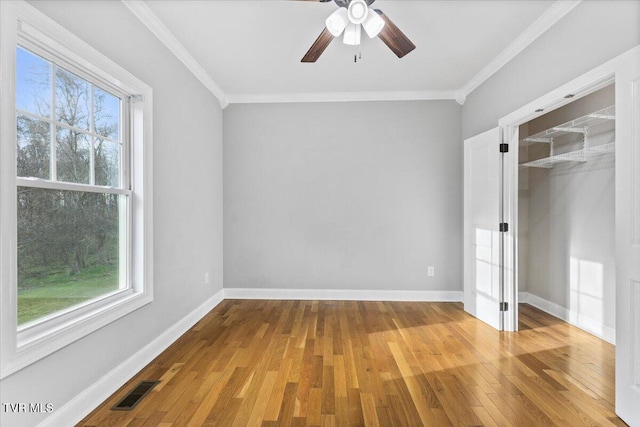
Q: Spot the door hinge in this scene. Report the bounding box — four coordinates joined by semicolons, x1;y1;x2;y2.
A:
500;302;508;312
499;222;509;232
499;143;509;153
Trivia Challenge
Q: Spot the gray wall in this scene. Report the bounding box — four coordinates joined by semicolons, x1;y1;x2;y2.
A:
462;0;640;139
0;1;224;426
224;101;462;292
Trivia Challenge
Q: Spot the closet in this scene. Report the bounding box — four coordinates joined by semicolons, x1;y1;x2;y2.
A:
517;85;616;341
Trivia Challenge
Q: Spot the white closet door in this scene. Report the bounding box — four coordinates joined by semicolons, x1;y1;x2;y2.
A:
464;127;502;330
615;47;640;427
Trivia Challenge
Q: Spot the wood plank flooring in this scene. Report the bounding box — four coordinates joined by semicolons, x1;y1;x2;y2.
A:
79;301;624;426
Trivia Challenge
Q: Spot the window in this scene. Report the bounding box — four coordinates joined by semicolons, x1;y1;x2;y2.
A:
1;1;153;378
16;47;128;326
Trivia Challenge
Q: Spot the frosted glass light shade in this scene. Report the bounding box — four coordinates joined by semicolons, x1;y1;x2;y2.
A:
325;8;349;37
343;23;361;45
362;10;385;38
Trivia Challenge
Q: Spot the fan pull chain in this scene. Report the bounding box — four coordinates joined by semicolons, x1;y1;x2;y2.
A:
354;46;362;63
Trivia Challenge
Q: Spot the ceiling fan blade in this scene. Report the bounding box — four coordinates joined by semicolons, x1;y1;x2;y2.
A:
301;28;335;62
374;9;416;58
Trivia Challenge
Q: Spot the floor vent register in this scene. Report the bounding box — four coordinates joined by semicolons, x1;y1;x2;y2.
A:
111;380;159;411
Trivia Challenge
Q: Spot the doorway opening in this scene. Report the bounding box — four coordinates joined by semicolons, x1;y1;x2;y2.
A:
515;84;616;343
492;46;640;425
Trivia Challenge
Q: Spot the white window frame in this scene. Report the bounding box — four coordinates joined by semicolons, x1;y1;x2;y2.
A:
0;0;154;378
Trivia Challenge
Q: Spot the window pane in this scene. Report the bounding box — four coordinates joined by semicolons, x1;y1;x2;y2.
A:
17;187;122;325
56;128;90;184
16;47;51;117
17;115;50;179
94;87;120;140
56;67;90;130
95;139;120;187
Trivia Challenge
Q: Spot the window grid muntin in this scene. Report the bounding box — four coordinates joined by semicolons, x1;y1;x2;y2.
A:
90;84;95;185
17;109;123;188
16;47;124;189
16;39;129;109
17;108;121;146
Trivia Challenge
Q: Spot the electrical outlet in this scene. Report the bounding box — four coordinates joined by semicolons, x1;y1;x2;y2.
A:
428;266;435;277
204;272;210;284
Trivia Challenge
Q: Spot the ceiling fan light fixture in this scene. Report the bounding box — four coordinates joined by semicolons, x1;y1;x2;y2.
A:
301;0;416;62
343;23;361;46
362;9;385;38
325;7;349;37
347;0;369;25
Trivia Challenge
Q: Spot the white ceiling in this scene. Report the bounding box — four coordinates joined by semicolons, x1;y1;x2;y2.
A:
130;0;572;106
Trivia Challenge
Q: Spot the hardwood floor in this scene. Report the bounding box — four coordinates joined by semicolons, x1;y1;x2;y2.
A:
79;301;624;426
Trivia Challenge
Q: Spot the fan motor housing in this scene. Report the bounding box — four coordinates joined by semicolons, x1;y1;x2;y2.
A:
348;0;369;24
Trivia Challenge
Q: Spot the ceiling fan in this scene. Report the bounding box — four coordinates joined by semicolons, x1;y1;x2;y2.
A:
298;0;416;62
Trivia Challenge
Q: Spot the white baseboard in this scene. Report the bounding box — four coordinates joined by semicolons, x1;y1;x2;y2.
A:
224;287;463;302
39;288;225;427
520;291;615;344
518;291;529;303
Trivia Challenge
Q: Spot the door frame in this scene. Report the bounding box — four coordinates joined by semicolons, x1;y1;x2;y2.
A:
498;74;615;332
497;45;640;424
498;53;628;322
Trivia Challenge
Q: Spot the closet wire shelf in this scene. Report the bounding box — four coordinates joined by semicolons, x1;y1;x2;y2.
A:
520;142;614;168
519;105;615;169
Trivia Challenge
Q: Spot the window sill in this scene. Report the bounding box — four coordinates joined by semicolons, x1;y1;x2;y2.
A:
2;289;152;379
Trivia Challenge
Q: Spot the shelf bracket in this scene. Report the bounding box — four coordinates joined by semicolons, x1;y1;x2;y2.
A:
580;127;590;162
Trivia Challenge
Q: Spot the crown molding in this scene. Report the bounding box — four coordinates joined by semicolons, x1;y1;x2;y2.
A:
121;0;580;108
458;0;582;101
226;90;459;105
121;0;229;109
